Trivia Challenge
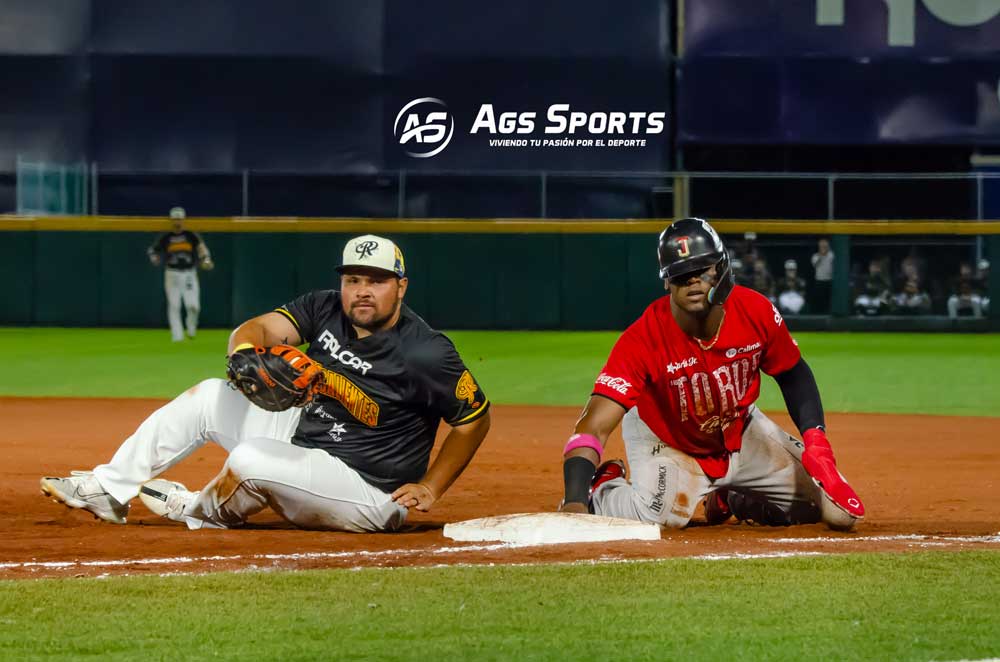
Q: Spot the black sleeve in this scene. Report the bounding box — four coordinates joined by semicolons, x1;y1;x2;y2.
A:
773;358;825;434
149;233;168;254
413;335;489;426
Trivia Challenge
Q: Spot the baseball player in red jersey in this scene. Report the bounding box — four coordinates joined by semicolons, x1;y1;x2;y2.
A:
559;218;865;531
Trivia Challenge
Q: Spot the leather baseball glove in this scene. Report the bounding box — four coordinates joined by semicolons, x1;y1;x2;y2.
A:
226;345;323;412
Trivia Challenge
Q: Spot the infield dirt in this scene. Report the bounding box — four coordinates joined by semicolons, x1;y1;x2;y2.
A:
3;398;998;579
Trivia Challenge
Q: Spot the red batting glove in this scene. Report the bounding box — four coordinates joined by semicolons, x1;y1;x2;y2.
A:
801;428;865;519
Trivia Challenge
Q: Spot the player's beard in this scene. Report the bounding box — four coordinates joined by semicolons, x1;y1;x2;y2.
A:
347;298;401;332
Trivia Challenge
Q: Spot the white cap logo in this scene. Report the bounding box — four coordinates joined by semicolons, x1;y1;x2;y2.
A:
338;234;405;278
394;98;454;158
355;240;379;260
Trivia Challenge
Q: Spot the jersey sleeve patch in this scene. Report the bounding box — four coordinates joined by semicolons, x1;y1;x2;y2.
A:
591;372;638;409
455;370;479;405
446;369;489;425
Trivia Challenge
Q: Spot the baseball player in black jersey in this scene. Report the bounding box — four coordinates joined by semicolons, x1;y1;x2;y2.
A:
147;206;214;342
41;234;491;531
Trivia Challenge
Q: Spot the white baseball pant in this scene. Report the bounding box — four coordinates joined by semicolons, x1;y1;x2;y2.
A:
164;268;200;341
92;378;407;532
592;406;827;528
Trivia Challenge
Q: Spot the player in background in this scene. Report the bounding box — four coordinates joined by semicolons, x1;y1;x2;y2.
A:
42;235;490;532
559;218;865;530
147;206;214;342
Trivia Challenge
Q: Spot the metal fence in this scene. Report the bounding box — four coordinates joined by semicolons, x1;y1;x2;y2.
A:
15;159;1000;223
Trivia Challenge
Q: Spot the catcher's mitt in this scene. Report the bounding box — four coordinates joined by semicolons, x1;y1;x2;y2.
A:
226;345;323;412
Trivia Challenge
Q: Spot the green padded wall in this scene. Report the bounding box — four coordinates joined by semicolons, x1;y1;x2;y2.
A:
560;234;631;330
197;233;233;328
626;233;668;321
6;228;992;330
830;235;851;317
492;234;561;329
99;233;165;326
0;232;34;323
34;232;101;325
990;235;1000;322
423;234;497;329
231;233;299;322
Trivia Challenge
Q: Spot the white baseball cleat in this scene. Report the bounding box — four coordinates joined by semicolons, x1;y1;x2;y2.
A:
40;471;129;525
139;479;198;523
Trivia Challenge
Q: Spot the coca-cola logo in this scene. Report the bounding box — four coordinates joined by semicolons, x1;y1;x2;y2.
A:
596;373;632;395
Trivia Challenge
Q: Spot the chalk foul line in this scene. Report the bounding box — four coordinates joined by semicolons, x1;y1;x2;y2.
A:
2;533;996;573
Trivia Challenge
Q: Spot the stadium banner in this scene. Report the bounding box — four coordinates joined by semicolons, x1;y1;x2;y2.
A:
0;0;672;175
679;0;1000;144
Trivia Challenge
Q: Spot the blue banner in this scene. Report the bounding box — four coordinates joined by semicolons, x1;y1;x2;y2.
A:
679;0;1000;144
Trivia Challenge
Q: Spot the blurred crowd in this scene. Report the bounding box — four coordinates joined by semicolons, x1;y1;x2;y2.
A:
728;234;991;318
852;255;990;318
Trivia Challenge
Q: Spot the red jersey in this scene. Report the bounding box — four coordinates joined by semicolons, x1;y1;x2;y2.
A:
592;285;801;479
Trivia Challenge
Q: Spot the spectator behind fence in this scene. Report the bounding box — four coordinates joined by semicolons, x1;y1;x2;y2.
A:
810;238;834;313
854;259;892;316
896;255;923;289
732;257;752;288
947;262;984;319
777;259;808;314
891;279;931;315
977;259;990;314
750;258;776;302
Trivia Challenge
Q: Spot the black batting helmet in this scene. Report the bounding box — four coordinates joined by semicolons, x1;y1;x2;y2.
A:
657;217;735;305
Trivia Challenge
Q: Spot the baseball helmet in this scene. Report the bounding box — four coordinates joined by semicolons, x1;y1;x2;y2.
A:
169;206;186;220
657;217;735;305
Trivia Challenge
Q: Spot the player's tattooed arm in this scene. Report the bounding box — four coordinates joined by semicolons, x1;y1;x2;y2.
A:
227;312;303;355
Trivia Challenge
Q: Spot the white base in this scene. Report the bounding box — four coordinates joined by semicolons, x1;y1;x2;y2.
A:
443;512;661;545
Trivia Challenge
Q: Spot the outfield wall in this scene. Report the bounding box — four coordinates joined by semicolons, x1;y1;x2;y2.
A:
1;216;997;330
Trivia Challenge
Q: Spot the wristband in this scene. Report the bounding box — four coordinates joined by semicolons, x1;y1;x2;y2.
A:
563;456;596;506
563;433;603;458
233;342;255;353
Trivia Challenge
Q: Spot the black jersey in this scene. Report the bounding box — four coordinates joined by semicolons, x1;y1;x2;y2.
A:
150;231;204;270
277;290;489;492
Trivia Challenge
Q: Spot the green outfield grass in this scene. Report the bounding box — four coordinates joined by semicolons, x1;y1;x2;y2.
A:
1;552;998;661
3;328;998;415
5;327;1000;657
